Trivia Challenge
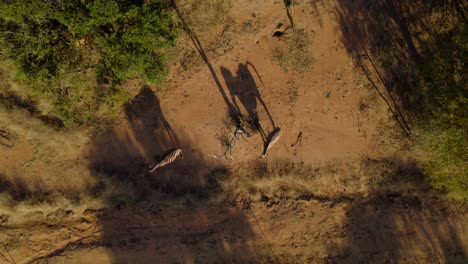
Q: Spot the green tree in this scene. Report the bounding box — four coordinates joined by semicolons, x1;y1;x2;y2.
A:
0;0;177;126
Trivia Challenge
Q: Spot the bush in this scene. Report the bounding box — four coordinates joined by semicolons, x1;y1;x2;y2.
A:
412;21;468;198
358;3;468;198
414;125;467;198
0;0;177;126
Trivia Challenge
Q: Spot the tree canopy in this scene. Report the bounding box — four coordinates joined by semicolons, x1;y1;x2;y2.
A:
0;0;177;126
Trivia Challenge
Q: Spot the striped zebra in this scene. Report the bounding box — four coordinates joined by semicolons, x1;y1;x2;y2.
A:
149;148;183;173
261;127;282;158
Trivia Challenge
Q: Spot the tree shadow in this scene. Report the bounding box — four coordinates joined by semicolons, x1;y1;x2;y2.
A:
220;63;276;142
324;156;467;262
0;92;64;129
0;173;49;203
333;0;467;137
325;195;467;263
95;207;269;263
87;86;225;196
0;171;87;206
124;85;179;149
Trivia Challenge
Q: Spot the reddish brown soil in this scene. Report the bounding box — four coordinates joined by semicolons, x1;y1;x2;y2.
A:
1;197;466;263
0;1;466;263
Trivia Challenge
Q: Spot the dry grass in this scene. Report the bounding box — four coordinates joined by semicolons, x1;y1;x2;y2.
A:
0;99;432;217
166;0;236;78
0;143;438;226
288;81;300;104
217;159;360;202
273;28;315;73
216;155;435;204
0;104;94;210
176;0;231;34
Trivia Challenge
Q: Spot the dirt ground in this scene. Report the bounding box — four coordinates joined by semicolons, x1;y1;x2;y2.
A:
0;0;466;263
0;196;466;264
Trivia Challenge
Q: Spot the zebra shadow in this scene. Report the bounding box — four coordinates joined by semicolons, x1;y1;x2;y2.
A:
124;85;179;154
220;63;276;143
88;86;177;176
87;85;223;197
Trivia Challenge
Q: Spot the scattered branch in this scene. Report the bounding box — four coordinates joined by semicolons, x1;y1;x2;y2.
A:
24;224;100;264
210;126;250;160
0;245;16;264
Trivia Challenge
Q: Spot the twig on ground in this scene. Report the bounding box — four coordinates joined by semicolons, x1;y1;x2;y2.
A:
0;245;16;264
210;126;250;160
24;224;100;264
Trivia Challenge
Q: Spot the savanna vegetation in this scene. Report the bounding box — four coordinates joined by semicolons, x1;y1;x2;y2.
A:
0;0;177;127
411;19;467;197
387;3;466;198
335;0;467;198
0;2;466;262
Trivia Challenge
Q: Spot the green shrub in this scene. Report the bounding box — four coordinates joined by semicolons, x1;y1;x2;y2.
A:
0;0;177;126
417;22;467;127
414;124;467;198
364;5;467;198
412;21;468;198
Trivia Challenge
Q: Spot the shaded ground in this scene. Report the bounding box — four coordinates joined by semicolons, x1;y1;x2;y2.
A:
0;195;465;263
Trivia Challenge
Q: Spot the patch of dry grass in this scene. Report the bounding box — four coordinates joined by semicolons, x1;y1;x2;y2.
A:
176;0;231;33
217;155;435;204
0;103;94;209
166;0;236;78
217;159;360;203
273;29;315;73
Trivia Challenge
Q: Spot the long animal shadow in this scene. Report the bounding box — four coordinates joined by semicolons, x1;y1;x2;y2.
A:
88;86;179;178
221;63;276;142
124;85;179;152
170;0;277;139
88;85;225;196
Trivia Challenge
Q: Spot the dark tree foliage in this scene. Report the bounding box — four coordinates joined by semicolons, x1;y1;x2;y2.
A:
0;0;177;126
335;0;467;197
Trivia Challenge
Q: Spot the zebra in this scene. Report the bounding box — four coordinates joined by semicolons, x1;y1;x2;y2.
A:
260;127;282;158
148;148;183;173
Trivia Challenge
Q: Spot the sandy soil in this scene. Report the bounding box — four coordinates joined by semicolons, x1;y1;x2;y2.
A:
0;0;466;263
